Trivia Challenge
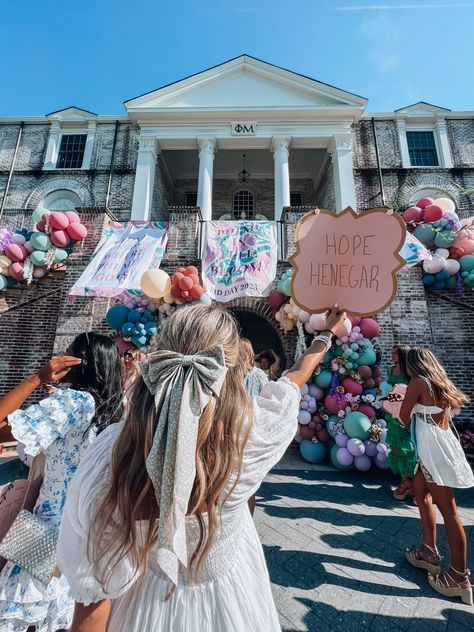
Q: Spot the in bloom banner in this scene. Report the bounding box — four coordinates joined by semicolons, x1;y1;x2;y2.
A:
69;221;168;298
202;221;277;302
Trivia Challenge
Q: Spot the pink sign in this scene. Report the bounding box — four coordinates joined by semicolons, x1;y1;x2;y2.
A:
289;207;406;316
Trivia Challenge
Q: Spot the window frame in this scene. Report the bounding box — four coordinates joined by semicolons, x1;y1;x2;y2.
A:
55;133;88;169
232;189;255;219
406;130;439;168
184;191;198;207
290;191;304;207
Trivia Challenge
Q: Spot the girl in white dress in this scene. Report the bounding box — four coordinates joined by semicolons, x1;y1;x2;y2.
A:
400;347;474;606
57;302;346;632
0;333;124;632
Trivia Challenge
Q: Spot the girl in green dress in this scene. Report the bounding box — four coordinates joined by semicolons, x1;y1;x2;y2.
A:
386;345;417;500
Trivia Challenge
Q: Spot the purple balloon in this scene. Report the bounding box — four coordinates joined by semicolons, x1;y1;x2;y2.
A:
347;438;366;457
335;433;349;448
375;452;389;469
308;384;324;401
363;440;378;458
354;454;372;471
336;447;354;466
377;442;388;454
377;419;387;428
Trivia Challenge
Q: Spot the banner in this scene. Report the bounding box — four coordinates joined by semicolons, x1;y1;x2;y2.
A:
202;221;277;302
69;221;168;298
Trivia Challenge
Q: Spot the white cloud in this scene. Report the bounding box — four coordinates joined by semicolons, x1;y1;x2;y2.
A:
358;13;401;73
337;3;474;10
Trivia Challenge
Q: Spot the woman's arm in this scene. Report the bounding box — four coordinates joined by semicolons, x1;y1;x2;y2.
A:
270;349;281;373
286;306;346;389
399;379;422;427
70;600;111;632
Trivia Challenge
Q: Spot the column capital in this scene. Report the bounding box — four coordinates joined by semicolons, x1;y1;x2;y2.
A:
396;118;407;131
435;117;447;131
49;121;61;134
271;136;291;156
137;135;159;156
87;120;97;132
328;134;353;155
197;137;216;158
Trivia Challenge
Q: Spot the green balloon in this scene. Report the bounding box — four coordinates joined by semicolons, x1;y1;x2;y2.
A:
445;276;457;290
30;250;46;266
30;232;51;252
357;348;376;366
326;415;339;439
343;411;371;440
54;249;68;263
329;442;354;470
315;369;333;389
32;208;50;224
459;255;474;272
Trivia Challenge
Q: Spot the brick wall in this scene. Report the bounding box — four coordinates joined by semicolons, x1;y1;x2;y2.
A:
317;158;336;209
447;119;474;167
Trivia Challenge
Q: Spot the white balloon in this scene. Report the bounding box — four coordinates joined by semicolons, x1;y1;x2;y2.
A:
304;322;315;334
309;312;326;331
433;197;456;213
298;310;310;323
445;258;460;275
435;248;450;259
423;254;446;274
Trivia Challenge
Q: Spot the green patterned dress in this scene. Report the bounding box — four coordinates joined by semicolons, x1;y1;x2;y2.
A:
386;368;417;478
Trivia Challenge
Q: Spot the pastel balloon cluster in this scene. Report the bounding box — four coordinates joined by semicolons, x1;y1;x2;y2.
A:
275;298;300;331
34;209;88;248
106;304;157;348
170;266;205;303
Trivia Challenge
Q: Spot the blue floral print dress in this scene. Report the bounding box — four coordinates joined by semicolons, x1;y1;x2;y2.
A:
0;388;96;632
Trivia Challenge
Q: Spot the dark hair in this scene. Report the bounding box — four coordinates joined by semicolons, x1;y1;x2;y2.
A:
68;332;124;433
395;345;410;377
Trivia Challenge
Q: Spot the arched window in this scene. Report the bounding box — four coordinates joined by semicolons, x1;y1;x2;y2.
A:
40;189;82;211
233;190;254;219
409;188;454;207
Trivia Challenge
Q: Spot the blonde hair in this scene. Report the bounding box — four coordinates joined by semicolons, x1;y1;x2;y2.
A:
239;338;256;374
407;347;469;409
89;304;252;589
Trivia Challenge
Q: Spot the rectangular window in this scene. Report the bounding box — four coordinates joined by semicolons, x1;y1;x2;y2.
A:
185;192;198;206
406;131;438;167
290;192;303;206
56;134;87;169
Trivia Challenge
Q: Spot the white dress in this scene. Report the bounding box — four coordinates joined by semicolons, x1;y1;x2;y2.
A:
0;388;96;632
414;379;474;489
57;377;301;632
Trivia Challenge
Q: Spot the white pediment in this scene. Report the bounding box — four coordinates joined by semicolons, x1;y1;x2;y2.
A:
125;55;367;113
46;106;97;122
396;101;451;117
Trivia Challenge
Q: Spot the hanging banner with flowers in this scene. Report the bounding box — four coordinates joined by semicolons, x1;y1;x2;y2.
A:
202;221;277;302
69;221;168;298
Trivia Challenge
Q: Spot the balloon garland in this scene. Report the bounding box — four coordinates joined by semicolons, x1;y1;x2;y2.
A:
0;209;88;290
401;196;474;291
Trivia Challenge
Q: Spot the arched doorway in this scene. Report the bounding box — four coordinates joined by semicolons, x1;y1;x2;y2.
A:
231;309;286;370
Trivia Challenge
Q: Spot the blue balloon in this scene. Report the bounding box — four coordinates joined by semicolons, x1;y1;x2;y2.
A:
106;305;130;330
422;274;435;287
144;322;157;335
300;440;326;464
132;334;147;347
199;294;212;305
143;310;153;320
414;224;436;247
122;322;135;336
140;316;148;323
435;270;450;282
432;281;446;290
128;309;141;323
0;274;6;291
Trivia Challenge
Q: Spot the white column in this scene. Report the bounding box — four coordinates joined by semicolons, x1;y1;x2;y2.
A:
82;121;96;169
435;118;453;168
271;136;291;221
131;136;158;221
197;138;216;221
43;121;61;170
396;118;411;168
328;134;357;212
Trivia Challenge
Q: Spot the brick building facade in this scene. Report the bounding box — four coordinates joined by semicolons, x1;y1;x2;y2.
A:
1;56;473;419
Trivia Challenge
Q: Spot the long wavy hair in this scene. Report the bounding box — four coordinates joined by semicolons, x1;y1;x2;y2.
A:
406;347;469;409
68;332;123;433
395;344;410;378
238;338;256;375
89;304;252;590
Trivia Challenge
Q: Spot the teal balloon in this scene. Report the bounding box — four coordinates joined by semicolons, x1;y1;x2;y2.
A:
0;274;6;291
445;276;457;290
414;224;436;247
323;351;332;364
300;439;326;464
106;305;130;330
423;274;435;287
30;232;51;252
54;249;68;263
326;416;339;439
343;411;371;440
460;255;474;272
199;294;212;305
144;322;157;335
132;334;147;347
280;278;291;296
329;442;354;470
128;309;141;323
432;281;445;290
357;348;376;367
30;250;46;266
434;231;457;248
143;310;153;320
122;322;135;336
32;208;50;223
315;369;332;389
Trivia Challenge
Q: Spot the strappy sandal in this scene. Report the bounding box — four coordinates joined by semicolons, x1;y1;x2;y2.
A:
393;482;413;501
428;567;473;606
405;543;442;575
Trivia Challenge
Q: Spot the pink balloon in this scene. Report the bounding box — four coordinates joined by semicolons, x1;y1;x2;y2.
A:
5;243;27;262
423;256;445;274
10;262;24;280
316;428;329;443
402;206;423;223
51;230;71;248
364;378;376;389
325;394;346;414
359;318;380;339
335;318;352;338
64;211;80;224
300;425;316;440
36;219;48;233
309;313;327;331
33;266;46;279
66;222;88;241
423;205;443;223
342;377;363;396
49;212;70;230
358;404;376;419
357;365;372;380
416;197;434;210
347;314;361;327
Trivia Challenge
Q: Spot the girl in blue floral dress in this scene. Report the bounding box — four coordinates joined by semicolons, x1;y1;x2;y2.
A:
0;332;123;632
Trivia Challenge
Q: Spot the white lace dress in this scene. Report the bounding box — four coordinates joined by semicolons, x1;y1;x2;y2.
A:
414;379;474;488
57;377;300;632
0;388;96;632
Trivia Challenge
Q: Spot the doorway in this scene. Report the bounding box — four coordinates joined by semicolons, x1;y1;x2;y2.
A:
231;309;286;370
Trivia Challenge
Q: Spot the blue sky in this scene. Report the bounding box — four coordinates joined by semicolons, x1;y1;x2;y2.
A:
1;1;473;115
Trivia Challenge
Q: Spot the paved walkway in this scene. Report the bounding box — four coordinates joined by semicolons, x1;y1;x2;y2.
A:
256;445;474;632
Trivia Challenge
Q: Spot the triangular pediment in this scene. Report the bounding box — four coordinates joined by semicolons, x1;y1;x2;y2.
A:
395;101;451;117
46;106;97;122
125;55;367;113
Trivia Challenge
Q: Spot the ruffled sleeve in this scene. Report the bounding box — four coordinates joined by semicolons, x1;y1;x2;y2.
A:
224;377;300;509
57;422;139;604
8;388;95;456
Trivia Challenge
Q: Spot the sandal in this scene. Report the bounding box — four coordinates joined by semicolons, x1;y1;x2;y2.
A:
393;481;413;501
405;542;442;575
428;567;473;606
